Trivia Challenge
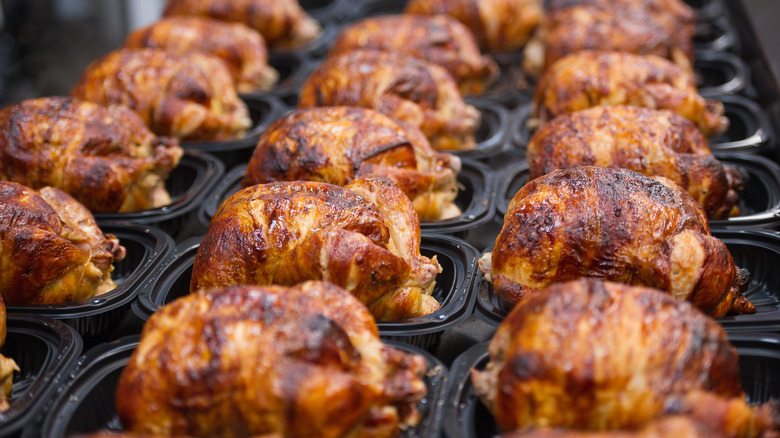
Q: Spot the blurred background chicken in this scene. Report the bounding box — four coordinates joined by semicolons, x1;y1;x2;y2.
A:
191;177;441;321
472;279;779;436
0;96;182;213
0;181;126;305
117;281;428;437
242;106;462;221
71;48;251;141
299;49;480;151
0;295;18;413
123;16;279;93
480;166;753;317
526;105;744;219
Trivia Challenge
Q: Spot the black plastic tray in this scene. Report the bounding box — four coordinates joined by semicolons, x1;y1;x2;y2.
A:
475;228;780;332
697;50;750;96
494;153;780;228
441;333;780;438
300;0;354;24
0;314;82;438
93;150;224;241
458;99;510;159
135;233;479;351
5;223;173;339
696;14;739;53
241;52;315;109
27;336;446;438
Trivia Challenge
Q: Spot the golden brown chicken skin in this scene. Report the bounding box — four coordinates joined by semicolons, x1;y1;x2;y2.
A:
480;166;753;317
116;281;428;438
472;279;779;436
0;96;182;213
0;181;126;305
501;417;728;438
533;50;728;137
123;16;278;93
527;105;744;219
162;0;321;49
191;177;441;321
243;106;461;221
299;49;480;151
404;0;543;52
328;14;499;95
71;48;251;141
0;295;18;413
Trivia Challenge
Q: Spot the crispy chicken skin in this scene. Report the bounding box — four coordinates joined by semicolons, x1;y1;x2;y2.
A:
480;166;753;317
471;279;780;436
71;48;251;141
116;281;428;438
162;0;321;49
533;50;728;137
242;106;462;221
328;14;499;95
0;181;126;305
404;0;543;53
191;177;442;321
299;49;481;151
0;96;182;213
527;105;744;219
501;417;731;438
0;295;19;413
123;16;278;93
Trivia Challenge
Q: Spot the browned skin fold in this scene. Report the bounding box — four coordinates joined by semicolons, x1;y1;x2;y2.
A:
0;96;182;213
0;295;19;413
481;166;753;317
527;105;744;219
115;282;428;438
471;279;779;436
298;48;481;151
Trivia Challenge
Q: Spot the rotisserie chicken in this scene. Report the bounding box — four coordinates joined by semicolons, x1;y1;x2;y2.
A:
162;0;321;50
71;48;252;141
471;279;779;436
0;295;18;413
327;14;499;95
0;96;183;213
526;105;744;219
533;50;728;137
298;49;481;151
191;177;442;321
0;181;126;305
116;281;428;438
404;0;544;53
123;16;279;93
479;166;753;317
242;106;462;221
501;416;732;438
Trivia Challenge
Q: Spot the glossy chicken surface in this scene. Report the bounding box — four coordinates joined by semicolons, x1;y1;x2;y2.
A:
527;105;744;219
0;181;126;305
243;106;461;221
0;295;18;413
71;48;251;141
162;0;321;49
328;14;499;95
404;0;543;52
123;16;278;93
502;417;731;438
299;49;481;151
480;166;753;317
191;177;442;321
472;279;779;436
116;281;428;438
0;96;183;213
533;50;728;137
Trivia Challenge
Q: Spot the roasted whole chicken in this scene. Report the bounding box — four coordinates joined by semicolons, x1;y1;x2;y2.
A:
472;279;780;436
298;49;481;151
404;0;543;53
0;96;183;213
242;106;462;221
327;14;499;95
116;281;428;437
191;177;442;321
162;0;321;49
527;105;744;219
71;48;251;141
0;295;18;413
479;166;753;317
0;181;126;305
123;16;279;93
533;50;729;137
